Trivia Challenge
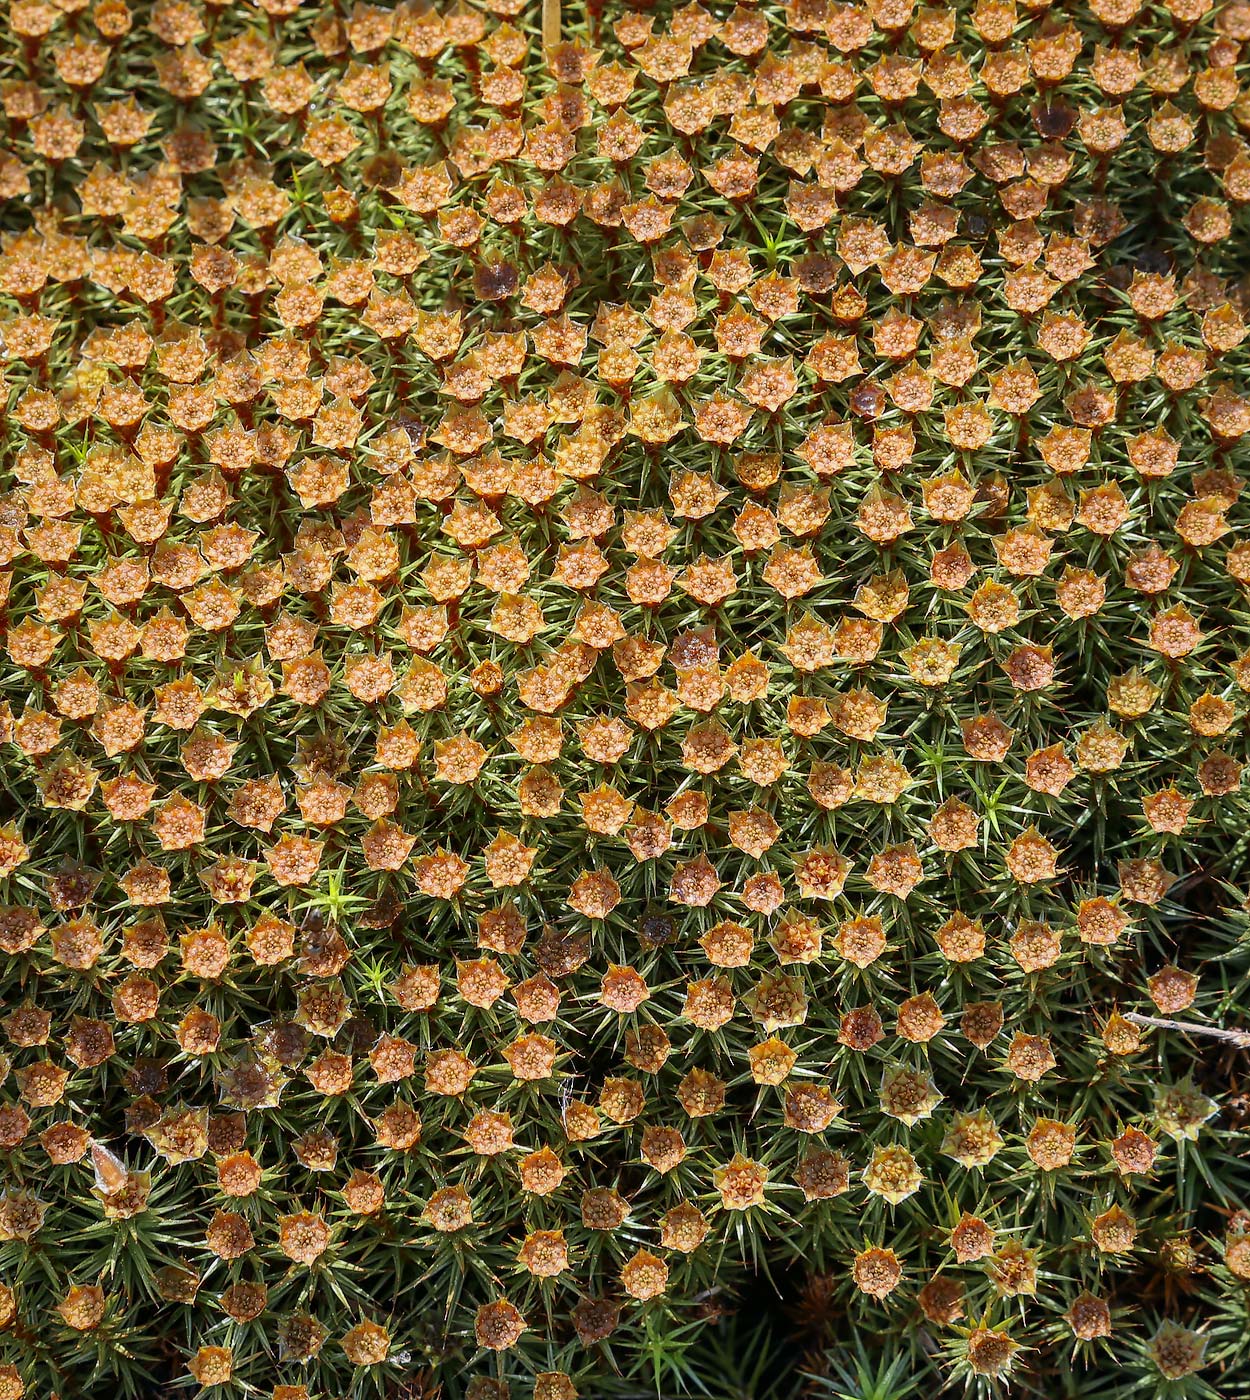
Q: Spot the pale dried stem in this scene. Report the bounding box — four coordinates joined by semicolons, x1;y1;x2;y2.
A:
542;0;561;53
1125;1011;1250;1049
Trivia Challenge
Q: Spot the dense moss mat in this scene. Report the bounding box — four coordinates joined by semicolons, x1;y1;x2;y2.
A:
4;0;1250;1395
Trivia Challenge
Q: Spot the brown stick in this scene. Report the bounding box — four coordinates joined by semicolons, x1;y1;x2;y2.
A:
1124;1011;1250;1049
542;0;560;52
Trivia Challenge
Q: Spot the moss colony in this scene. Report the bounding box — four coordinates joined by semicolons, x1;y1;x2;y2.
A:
3;0;1250;1395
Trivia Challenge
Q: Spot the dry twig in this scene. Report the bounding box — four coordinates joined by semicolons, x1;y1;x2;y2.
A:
1124;1012;1250;1050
